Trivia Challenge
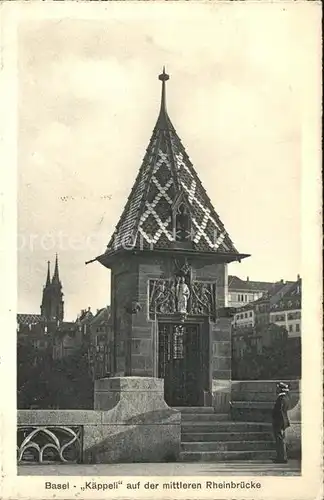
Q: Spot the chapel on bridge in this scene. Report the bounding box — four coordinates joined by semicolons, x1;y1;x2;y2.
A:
91;69;249;407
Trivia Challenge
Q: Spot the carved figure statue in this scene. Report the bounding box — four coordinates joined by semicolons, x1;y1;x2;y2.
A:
175;276;190;314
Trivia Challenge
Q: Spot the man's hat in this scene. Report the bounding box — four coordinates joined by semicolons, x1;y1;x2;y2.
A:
277;382;289;392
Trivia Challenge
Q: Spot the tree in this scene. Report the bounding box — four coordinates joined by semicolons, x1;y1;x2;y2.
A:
17;344;93;409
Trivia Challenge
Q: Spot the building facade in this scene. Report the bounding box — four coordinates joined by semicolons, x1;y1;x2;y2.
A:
232;277;301;361
270;278;302;338
232;304;255;329
228;276;275;308
87;306;113;381
254;280;295;328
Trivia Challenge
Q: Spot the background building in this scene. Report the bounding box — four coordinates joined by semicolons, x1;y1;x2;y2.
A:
87;306;113;381
228;275;275;308
269;277;302;338
232;304;255;330
232;277;301;380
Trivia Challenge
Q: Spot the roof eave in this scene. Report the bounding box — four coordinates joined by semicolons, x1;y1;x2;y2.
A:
93;248;251;269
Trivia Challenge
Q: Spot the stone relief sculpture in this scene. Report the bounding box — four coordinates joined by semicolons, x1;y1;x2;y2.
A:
149;275;216;319
149;279;176;316
190;282;216;317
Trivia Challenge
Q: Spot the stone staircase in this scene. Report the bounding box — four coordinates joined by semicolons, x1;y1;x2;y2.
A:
175;407;275;462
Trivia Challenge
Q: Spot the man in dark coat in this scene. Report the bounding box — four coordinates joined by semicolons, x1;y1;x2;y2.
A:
272;382;290;463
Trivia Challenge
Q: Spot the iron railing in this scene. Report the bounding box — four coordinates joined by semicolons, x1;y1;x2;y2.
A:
17;425;83;464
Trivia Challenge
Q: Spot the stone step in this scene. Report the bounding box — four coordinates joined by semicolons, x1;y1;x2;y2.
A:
181;413;229;422
173;407;215;414
231;393;276;402
180;449;276;462
181;440;275;452
181;431;274;442
230;392;284;402
182;422;272;434
231;401;274;409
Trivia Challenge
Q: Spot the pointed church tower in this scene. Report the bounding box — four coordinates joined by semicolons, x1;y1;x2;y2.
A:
92;70;249;407
46;260;51;286
41;255;64;322
52;253;61;284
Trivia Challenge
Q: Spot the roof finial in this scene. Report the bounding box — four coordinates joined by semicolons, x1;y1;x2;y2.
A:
158;66;169;116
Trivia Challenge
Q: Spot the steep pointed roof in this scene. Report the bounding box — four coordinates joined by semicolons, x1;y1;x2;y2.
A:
45;261;51;286
52;254;61;284
95;69;249;266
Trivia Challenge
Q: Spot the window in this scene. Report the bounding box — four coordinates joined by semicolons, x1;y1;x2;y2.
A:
175;203;191;241
288;311;301;321
96;334;106;346
249;311;253;317
289;324;293;332
295;323;300;332
244;313;248;318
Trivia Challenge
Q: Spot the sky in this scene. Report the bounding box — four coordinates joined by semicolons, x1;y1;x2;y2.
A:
17;3;307;320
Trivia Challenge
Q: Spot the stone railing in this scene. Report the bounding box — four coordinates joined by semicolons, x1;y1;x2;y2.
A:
230;379;300;422
18;377;181;465
229;379;301;459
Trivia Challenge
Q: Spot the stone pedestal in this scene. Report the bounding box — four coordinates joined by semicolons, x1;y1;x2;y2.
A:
91;376;181;463
94;376;167;413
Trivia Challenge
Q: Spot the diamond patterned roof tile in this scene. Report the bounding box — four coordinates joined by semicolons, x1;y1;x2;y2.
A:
100;70;247;261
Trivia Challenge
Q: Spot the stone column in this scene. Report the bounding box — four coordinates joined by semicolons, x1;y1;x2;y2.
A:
210;312;232;413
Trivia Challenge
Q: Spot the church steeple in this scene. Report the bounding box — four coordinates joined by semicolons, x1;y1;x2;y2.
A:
45;261;51;286
41;256;64;322
52;253;60;284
